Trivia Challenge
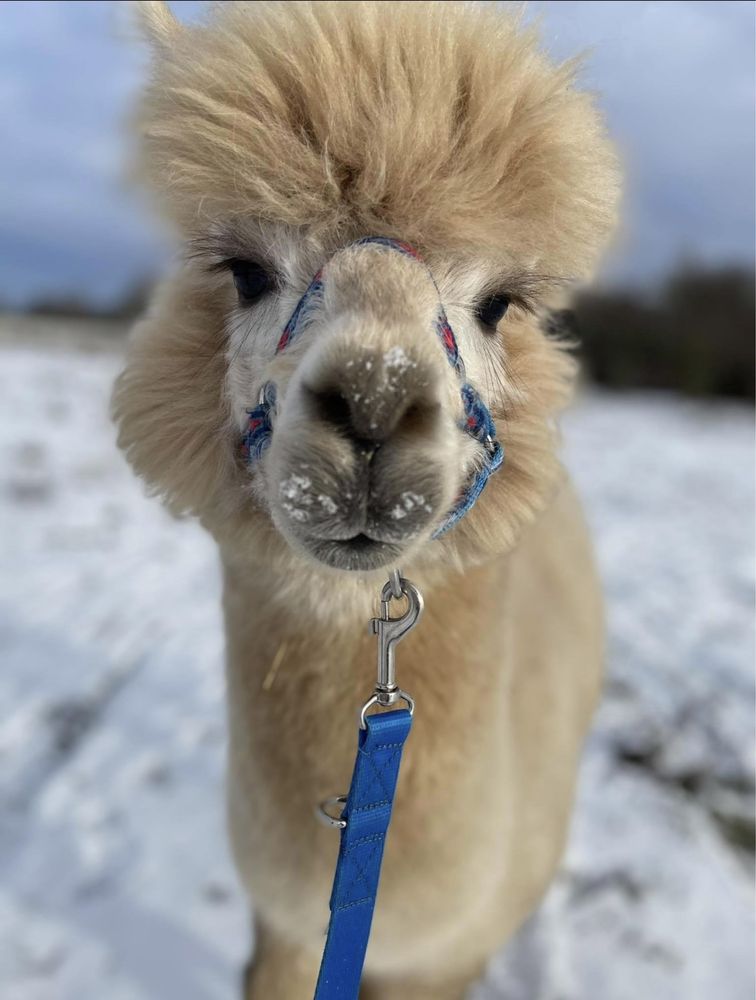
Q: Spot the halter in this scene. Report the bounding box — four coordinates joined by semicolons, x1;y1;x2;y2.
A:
241;236;504;537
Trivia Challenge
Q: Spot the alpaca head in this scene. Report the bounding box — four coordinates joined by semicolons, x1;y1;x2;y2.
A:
114;1;619;582
236;237;488;570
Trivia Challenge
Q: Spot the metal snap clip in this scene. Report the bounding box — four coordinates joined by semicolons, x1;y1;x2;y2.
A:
359;571;423;729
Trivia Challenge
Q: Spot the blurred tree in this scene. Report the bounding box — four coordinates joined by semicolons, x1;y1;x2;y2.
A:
19;279;154;323
557;265;755;400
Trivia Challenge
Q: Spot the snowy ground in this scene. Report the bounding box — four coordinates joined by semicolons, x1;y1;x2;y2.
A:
0;320;753;1000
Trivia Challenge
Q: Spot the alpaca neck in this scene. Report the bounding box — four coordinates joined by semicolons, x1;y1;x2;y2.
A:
220;544;512;738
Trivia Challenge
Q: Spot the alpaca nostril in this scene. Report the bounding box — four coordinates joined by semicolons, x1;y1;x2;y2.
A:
314;390;353;433
303;352;438;449
305;383;384;450
396;401;439;438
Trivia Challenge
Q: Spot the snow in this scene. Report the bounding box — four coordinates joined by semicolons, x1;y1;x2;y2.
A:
383;345;416;374
391;492;432;520
0;322;753;999
279;471;315;523
317;494;338;516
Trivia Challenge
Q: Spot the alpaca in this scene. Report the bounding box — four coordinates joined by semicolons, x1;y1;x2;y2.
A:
113;2;620;997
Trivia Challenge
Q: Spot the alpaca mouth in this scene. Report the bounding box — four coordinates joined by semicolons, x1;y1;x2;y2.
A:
302;532;403;571
270;457;442;571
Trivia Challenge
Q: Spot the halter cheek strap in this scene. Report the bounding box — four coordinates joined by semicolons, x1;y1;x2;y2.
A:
241;237;504;537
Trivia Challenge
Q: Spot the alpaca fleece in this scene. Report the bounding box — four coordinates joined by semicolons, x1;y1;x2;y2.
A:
113;3;620;998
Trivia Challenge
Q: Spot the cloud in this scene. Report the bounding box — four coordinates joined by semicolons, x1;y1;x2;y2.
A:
0;0;752;306
527;0;756;283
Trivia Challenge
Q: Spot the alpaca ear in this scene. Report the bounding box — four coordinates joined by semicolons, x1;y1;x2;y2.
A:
131;0;180;50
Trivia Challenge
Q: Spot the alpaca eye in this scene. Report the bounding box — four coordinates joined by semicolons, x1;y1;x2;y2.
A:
476;293;511;330
228;259;274;305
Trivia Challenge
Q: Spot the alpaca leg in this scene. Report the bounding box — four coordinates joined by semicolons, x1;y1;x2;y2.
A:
243;919;321;1000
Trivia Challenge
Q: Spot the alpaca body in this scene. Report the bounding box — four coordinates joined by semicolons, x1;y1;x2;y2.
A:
115;4;618;996
224;482;602;998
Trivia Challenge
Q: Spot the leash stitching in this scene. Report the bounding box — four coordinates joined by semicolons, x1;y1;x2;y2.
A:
358;744;403;806
338;839;384;906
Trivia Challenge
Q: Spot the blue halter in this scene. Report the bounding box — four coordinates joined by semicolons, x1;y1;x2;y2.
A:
241;237;504;536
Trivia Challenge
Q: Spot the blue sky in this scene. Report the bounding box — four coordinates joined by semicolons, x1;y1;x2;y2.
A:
0;1;753;309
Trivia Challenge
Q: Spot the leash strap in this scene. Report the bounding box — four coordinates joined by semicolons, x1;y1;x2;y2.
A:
314;708;413;999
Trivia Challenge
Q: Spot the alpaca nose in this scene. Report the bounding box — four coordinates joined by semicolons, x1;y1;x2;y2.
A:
304;349;438;451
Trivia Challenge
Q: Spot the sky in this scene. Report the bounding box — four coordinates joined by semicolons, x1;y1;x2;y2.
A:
0;0;754;309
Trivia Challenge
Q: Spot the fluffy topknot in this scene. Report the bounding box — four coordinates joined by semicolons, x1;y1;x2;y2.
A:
136;1;618;279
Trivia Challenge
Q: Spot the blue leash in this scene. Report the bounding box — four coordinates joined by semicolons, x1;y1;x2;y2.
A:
314;709;413;998
313;575;423;999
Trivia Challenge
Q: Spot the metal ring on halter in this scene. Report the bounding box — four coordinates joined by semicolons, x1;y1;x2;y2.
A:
388;568;403;601
359;689;415;730
316;795;348;829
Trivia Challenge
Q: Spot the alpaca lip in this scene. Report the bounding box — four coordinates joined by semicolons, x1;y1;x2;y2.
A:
302;532;403;571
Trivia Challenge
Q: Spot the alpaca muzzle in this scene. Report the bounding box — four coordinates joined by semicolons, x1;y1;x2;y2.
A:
242;238;504;569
